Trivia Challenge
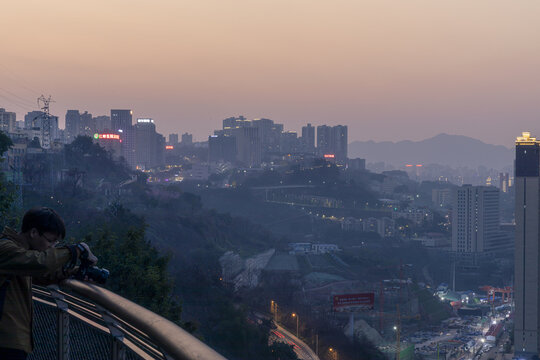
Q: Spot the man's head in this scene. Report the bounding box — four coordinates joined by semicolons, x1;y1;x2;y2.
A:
21;207;66;251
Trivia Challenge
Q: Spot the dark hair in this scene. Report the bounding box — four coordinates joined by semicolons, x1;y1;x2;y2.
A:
21;207;66;239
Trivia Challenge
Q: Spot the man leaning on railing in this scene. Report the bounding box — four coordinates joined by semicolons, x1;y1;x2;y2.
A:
0;207;98;360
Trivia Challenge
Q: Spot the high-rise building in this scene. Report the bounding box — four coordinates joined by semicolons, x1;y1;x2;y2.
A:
347;158;366;171
80;111;94;137
316;125;348;162
181;132;193;146
451;185;509;260
208;135;237;163
169;133;179;145
332;125;348;161
301;123;315;153
223;115;249;129
515;132;540;358
499;172;509;193
24;111;43;130
65;110;81;142
317;125;332;155
111;109;132;131
279;131;299;154
135;118;164;169
0;108;16;133
111;109;135;168
94;115;111;132
252;118;283;156
25;111;58;148
231;127;260;167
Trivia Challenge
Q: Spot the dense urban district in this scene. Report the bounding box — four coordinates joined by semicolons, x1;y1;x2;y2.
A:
0;105;520;359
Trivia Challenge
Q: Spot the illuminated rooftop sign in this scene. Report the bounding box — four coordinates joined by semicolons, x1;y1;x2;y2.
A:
165;145;174;150
324;154;335;159
94;133;121;140
516;131;538;145
137;118;154;123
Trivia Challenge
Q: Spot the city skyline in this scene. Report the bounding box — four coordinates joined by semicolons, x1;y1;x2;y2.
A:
3;1;540;147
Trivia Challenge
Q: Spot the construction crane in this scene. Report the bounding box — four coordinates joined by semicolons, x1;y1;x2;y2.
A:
394;304;421;360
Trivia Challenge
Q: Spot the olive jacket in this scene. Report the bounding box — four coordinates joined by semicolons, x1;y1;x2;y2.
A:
0;227;73;353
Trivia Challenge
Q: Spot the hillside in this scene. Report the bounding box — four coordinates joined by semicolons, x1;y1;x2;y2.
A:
349;133;513;169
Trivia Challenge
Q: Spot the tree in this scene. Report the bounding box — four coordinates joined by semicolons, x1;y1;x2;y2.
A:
76;205;182;322
0;131;13;156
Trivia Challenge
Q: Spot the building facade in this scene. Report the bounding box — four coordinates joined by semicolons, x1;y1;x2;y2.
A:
451;185;508;256
111;109;135;168
134;118;164;169
301;123;315;154
65;110;81;142
208;135;237;163
0;108;16;133
181;132;193;146
515;132;540;358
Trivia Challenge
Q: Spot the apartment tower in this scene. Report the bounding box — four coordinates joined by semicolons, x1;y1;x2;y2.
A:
515;132;540;358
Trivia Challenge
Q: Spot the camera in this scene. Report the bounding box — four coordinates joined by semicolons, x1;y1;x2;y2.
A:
73;244;110;284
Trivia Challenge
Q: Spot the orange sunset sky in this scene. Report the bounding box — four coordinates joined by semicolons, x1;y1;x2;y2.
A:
2;0;540;146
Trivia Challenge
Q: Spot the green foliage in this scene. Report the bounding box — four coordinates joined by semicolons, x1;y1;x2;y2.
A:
268;342;298;359
64;136;132;185
74;204;181;322
0;131;13;156
416;287;452;324
0;131;18;227
174;251;298;360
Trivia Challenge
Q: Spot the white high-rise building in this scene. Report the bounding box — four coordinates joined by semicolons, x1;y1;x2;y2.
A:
451;185;508;258
0;108;16;133
515;132;540;358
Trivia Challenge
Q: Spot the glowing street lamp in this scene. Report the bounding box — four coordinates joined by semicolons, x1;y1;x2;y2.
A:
292;313;299;338
329;347;338;360
270;301;278;322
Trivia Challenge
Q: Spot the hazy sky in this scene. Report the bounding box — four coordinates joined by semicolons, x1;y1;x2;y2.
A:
3;0;540;146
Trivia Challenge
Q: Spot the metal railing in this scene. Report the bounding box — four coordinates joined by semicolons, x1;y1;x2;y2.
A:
30;279;227;360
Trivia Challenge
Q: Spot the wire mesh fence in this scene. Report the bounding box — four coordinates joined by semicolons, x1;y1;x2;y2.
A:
29;286;160;360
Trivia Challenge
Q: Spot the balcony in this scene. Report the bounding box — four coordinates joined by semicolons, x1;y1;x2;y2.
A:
29;279;227;360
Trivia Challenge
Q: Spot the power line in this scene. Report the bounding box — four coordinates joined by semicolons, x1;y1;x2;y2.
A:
0;87;36;107
0;63;42;96
0;92;33;112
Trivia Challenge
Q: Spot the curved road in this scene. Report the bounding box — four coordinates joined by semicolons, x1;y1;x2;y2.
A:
270;324;320;360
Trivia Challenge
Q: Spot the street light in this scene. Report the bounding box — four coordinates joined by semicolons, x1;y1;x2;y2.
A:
329;347;338;360
292;313;299;338
271;301;278;323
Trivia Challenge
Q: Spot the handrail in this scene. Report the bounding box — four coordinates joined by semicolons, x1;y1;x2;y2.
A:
61;279;227;360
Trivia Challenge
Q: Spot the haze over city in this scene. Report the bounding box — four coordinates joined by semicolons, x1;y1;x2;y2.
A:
5;1;540;360
3;0;540;146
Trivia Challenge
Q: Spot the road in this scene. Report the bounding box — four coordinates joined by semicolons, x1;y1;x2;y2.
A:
270;324;320;360
252;311;320;360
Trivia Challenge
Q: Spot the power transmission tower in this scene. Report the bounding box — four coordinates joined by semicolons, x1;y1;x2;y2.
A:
37;95;55;149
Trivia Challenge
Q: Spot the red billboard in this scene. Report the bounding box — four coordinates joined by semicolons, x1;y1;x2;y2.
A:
333;293;374;311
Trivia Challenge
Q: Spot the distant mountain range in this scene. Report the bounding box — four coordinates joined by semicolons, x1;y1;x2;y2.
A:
348;133;513;169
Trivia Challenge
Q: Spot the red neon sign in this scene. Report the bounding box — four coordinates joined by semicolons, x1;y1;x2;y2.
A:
98;133;120;140
165;145;174;150
324;154;335;159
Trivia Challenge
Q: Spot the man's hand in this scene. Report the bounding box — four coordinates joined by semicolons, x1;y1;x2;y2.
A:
78;242;98;266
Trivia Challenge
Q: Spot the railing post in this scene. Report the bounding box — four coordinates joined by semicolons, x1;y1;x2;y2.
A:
97;305;126;360
50;287;69;360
